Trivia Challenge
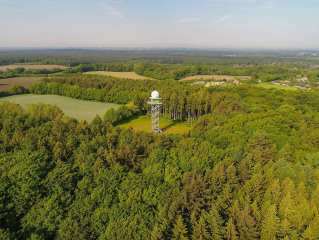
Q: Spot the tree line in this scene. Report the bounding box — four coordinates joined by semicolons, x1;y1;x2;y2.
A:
28;75;319;124
0;67;64;79
64;62;301;81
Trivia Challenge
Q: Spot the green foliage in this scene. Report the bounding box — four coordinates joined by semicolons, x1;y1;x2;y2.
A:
3;77;319;239
172;215;189;240
103;108;119;124
9;84;25;95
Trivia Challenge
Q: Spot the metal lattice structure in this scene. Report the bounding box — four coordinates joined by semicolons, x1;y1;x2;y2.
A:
147;91;162;133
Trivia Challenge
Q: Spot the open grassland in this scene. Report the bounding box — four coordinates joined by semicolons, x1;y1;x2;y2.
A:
0;94;120;123
179;75;251;81
118;115;192;134
257;82;298;90
0;77;42;91
0;65;68;71
84;71;151;80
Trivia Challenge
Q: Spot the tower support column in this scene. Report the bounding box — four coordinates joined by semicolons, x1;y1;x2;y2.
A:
147;91;162;133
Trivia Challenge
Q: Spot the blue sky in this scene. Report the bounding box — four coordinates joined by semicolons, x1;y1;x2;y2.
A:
0;0;318;48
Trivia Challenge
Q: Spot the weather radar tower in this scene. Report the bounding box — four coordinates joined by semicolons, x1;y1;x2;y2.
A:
148;91;162;133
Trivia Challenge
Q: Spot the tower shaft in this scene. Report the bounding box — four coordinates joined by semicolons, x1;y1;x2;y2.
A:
150;103;161;133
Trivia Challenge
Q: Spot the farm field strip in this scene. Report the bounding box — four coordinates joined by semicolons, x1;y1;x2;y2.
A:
0;77;42;84
0;65;69;71
0;77;42;92
179;75;251;81
257;82;298;90
0;94;121;123
84;71;151;80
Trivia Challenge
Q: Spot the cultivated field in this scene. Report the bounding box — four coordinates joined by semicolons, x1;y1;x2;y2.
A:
118;115;192;134
0;94;120;123
0;77;41;91
84;71;151;80
179;75;251;81
257;83;298;90
0;65;68;71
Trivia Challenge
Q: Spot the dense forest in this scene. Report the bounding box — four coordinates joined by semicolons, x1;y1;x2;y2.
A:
1;49;319;67
1;49;319;82
2;80;319;239
2;50;319;239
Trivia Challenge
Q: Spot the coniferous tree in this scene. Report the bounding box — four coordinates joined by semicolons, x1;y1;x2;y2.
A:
203;207;223;240
260;205;280;240
172;215;189;240
192;216;209;240
225;218;238;240
279;218;292;238
237;206;259;240
169;167;211;227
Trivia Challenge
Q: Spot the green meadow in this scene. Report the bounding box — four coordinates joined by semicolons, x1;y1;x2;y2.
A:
117;115;192;134
0;94;120;123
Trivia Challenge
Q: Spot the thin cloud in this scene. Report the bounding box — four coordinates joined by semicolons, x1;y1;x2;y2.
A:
105;5;126;20
177;18;200;23
207;0;257;3
242;3;275;9
241;0;276;9
260;3;275;9
216;15;232;23
102;0;124;3
97;0;126;20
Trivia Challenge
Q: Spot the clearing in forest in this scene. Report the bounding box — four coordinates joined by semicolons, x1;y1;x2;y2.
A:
179;75;251;81
118;115;192;134
0;77;42;91
84;71;151;80
0;94;120;123
0;65;69;71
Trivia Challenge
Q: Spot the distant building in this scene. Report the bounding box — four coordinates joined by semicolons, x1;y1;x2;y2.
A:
238;77;249;80
282;83;289;86
233;80;240;85
205;82;221;87
285;79;293;82
295;82;306;88
193;81;206;86
297;76;308;82
310;65;319;69
273;80;281;85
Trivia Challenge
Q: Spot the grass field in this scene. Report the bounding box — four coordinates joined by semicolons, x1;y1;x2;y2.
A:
0;94;120;123
84;71;151;80
179;75;251;81
0;77;42;91
117;115;192;134
257;83;298;90
0;65;68;71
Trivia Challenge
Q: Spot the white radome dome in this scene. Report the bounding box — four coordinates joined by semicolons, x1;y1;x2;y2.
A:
151;91;159;98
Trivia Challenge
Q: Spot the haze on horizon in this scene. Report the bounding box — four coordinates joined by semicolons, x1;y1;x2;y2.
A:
0;0;318;49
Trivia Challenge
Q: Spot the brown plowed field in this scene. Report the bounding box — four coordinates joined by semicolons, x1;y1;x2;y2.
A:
179;75;251;81
0;77;41;92
0;65;68;71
